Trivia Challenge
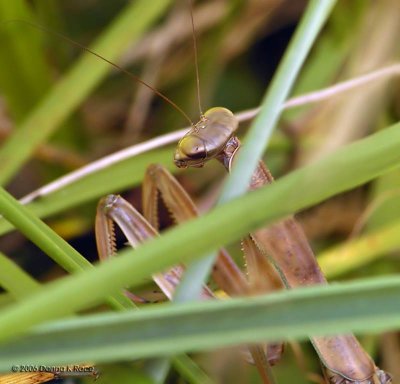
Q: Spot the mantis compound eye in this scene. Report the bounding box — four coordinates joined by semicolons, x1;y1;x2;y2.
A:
174;135;207;168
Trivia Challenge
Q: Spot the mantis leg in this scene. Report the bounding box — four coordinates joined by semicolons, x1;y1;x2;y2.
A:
219;138;390;384
143;164;284;297
142;163;249;296
142;164;284;380
242;235;283;295
96;164;286;382
242;235;285;369
95;194;213;300
249;163;388;383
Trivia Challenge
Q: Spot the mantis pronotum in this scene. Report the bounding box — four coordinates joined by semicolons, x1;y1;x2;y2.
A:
1;1;393;383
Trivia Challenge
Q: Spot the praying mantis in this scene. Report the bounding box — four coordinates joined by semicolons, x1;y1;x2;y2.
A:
96;105;392;383
91;2;392;383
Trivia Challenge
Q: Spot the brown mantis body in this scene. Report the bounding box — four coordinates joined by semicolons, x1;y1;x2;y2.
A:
96;107;391;384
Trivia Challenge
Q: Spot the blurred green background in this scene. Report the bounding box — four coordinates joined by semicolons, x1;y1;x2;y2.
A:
0;0;399;383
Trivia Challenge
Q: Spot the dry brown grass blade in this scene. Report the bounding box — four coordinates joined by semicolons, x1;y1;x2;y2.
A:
18;62;400;205
0;372;56;384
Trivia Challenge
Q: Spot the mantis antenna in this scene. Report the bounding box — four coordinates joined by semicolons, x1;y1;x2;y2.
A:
2;19;195;126
188;0;203;116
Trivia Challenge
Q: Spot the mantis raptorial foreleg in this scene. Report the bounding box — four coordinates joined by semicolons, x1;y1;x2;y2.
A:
142;163;282;297
241;235;283;295
95;163;285;383
96;162;282;297
96;107;392;383
96;193;213;300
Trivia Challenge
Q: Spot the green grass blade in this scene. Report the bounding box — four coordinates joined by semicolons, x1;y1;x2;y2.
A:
283;0;366;121
175;0;338;301
171;355;214;384
0;186;134;310
0;0;172;186
220;0;337;202
1;276;399;368
0;245;208;383
0;0;53;120
0;252;40;300
0;120;399;342
319;220;400;278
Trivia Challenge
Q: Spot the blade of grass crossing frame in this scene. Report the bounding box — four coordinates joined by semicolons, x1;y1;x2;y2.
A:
0;276;400;367
318;219;400;278
0;186;134;310
0;247;211;384
0;119;399;342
